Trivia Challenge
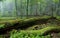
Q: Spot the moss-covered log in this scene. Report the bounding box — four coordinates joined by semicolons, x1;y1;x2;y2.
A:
19;26;60;36
41;26;60;36
0;17;58;34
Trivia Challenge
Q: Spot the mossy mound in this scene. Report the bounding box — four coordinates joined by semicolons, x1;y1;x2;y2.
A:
9;26;60;38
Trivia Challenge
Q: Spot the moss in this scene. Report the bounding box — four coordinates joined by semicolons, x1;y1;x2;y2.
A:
0;24;5;28
19;26;60;35
9;26;60;38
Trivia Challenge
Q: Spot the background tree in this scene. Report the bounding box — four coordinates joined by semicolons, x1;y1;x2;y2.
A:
15;0;18;18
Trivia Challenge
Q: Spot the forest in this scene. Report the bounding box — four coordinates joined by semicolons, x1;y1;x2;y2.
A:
0;0;60;38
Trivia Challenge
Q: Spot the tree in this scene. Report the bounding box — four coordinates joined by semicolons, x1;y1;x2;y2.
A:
15;0;18;18
0;0;2;1
26;0;29;18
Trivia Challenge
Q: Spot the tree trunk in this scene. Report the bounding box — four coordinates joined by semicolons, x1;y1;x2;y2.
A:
26;0;29;18
15;0;18;18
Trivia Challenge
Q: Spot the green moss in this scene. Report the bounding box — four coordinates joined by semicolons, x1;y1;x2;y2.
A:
9;26;60;38
0;24;5;28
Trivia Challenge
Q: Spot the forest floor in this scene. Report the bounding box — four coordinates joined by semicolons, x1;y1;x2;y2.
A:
0;16;60;38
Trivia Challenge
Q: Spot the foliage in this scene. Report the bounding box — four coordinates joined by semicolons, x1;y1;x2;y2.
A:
0;0;60;18
10;30;51;38
0;24;5;28
10;26;60;38
53;0;59;3
0;16;51;29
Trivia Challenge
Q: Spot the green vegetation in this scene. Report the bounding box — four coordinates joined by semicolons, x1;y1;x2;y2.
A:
0;17;60;38
0;0;60;38
0;16;51;29
10;31;51;38
10;26;60;38
0;24;5;28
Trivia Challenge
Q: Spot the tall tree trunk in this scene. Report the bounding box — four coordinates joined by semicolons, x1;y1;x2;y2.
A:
15;0;18;18
57;0;60;16
26;0;29;18
20;0;23;19
30;0;32;17
35;1;38;16
51;2;53;17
